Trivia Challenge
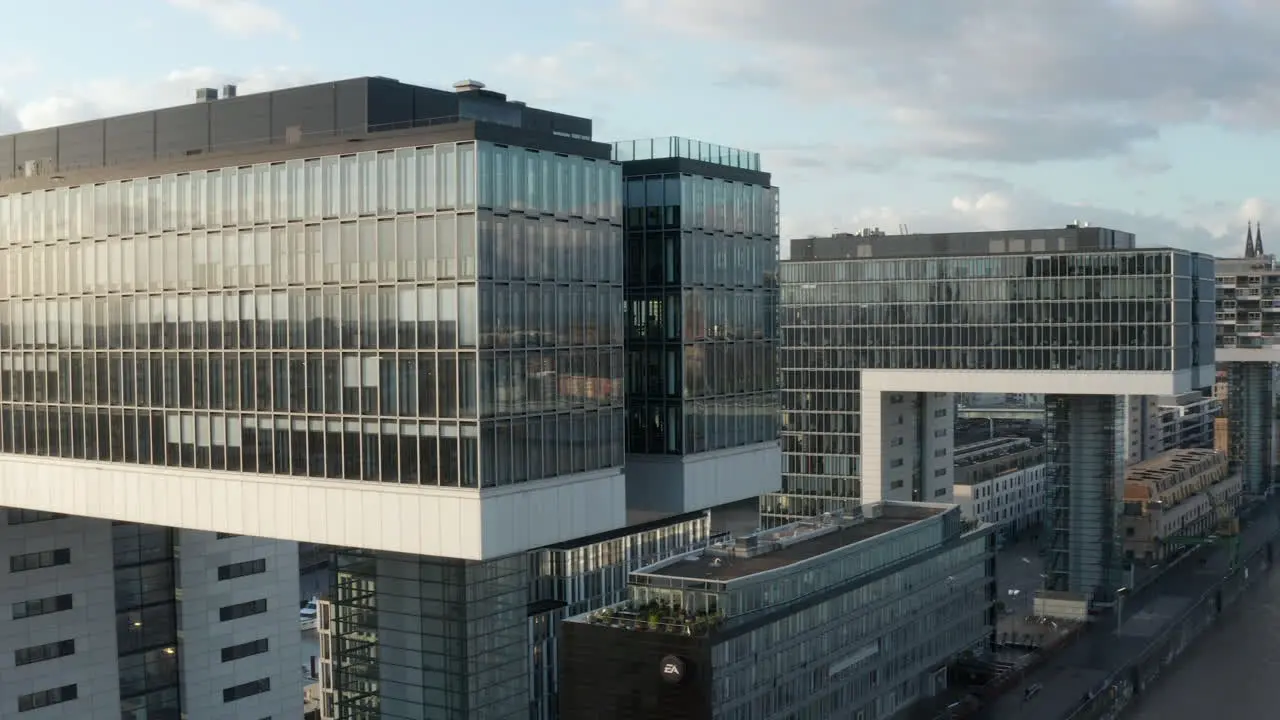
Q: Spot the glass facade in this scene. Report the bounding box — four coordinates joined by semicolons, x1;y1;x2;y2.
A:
564;506;995;720
622;169;779;455
782;250;1212;374
526;513;712;720
329;551;530;720
0;140;625;488
114;523;181;720
778;247;1212;543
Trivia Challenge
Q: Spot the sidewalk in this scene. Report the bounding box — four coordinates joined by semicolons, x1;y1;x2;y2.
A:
976;499;1280;720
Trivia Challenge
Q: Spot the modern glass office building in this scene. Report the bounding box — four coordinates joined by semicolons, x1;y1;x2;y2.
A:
558;503;994;720
0;77;784;719
615;136;781;521
779;228;1216;601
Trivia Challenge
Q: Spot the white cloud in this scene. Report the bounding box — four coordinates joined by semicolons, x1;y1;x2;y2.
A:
623;0;1280;163
490;42;649;125
783;187;1276;259
166;0;297;39
14;66;314;130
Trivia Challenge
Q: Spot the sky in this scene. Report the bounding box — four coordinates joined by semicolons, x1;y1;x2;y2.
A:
0;0;1277;258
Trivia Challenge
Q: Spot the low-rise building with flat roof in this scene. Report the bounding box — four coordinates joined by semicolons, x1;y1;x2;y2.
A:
1121;448;1242;563
558;502;995;720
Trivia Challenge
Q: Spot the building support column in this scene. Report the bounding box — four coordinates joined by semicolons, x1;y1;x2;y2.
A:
328;550;530;720
1226;362;1274;495
1044;394;1125;602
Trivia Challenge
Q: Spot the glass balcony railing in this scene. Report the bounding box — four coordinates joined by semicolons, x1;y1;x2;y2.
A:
612;136;761;171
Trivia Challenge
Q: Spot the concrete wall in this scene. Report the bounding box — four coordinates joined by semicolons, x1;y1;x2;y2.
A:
0;456;628;559
176;529;301;720
863;391;953;504
623;441;781;523
0;512;120;718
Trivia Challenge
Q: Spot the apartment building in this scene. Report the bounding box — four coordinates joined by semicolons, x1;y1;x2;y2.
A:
952;438;1047;545
1121;449;1242;563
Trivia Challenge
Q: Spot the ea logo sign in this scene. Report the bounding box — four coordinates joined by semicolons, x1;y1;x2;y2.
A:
660;655;685;685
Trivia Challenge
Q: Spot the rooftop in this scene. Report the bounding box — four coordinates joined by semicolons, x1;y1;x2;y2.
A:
1125;448;1224;490
612;136;761;171
635;503;946;583
954;437;1038;468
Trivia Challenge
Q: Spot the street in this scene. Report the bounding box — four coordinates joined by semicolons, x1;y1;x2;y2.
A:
976;499;1280;720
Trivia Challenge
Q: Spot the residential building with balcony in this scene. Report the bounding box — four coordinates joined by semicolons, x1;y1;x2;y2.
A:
1120;448;1242;563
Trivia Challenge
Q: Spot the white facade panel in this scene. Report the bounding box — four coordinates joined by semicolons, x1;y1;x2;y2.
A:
177;530;301;720
922;393;956;503
1216;348;1280;363
863;367;1213;397
0;457;627;561
624;442;781;521
0;514;120;719
862;392;954;504
953;465;1047;538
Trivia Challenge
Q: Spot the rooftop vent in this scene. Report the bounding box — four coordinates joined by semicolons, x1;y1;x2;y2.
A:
222;84;237;99
195;87;219;103
452;79;487;93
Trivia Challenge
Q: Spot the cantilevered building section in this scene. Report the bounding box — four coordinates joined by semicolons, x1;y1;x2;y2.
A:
0;76;633;720
0;76;627;559
615;137;781;521
1215;222;1279;496
779;227;1215;601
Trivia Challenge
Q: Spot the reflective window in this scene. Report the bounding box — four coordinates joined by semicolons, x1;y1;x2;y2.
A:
0;142;623;489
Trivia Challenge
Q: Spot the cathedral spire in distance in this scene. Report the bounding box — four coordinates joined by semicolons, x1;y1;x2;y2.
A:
1246;221;1256;258
1257;222;1264;256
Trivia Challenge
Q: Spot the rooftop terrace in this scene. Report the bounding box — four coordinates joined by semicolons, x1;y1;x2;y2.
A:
611;136;761;171
634;503;946;583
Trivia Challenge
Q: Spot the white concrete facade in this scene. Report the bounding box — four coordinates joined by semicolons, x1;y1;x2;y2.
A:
176;530;301;720
624;441;781;523
953;465;1046;537
861;391;954;504
1121;395;1161;466
863;367;1216;398
0;513;119;719
0;456;627;560
0;512;304;719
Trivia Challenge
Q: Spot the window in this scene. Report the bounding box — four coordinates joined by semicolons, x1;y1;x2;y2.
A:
934;428;948;438
6;510;65;525
10;548;71;573
222;638;270;662
15;639;75;666
223;678;271;703
934;468;948;477
17;684;77;713
934;408;949;418
12;594;73;620
218;558;267;581
890;480;904;490
220;599;268;622
933;488;947;497
934;448;948;457
889;459;904;468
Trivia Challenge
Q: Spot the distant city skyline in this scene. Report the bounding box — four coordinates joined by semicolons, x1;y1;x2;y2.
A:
0;0;1277;255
